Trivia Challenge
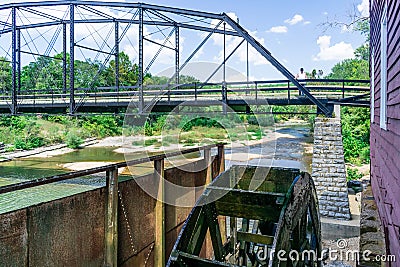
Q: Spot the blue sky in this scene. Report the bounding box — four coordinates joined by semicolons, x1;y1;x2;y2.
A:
0;0;369;81
144;0;368;80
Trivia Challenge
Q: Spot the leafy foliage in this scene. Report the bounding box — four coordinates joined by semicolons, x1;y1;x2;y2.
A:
80;116;122;138
325;35;370;165
66;131;83;149
325;58;369;81
0;57;11;91
341;107;370;164
347;167;363;181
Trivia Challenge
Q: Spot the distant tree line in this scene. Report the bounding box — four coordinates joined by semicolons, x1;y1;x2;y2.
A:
0;51;198;93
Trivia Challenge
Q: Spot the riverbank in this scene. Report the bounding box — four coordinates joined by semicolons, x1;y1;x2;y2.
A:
0;119;312;173
0;138;98;162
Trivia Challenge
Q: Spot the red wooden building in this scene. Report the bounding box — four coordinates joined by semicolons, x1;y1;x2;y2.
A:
370;0;400;261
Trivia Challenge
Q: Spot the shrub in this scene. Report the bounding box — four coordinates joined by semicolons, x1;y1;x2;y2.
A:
144;138;158;146
347;167;363;181
81;116;122;138
66;131;83;148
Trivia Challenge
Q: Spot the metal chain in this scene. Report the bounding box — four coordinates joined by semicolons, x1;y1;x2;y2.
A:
118;190;136;255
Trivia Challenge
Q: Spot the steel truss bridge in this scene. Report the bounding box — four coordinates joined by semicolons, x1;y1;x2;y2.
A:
0;1;369;116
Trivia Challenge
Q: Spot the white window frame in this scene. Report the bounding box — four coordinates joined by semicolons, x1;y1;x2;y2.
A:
371;47;375;123
380;4;388;130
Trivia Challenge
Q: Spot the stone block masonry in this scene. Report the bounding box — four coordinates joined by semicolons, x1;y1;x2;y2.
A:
312;117;351;220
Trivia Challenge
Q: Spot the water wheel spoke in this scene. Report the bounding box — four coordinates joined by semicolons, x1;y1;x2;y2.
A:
168;167;322;267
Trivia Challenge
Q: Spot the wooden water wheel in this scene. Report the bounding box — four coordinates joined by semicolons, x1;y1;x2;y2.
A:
167;166;322;267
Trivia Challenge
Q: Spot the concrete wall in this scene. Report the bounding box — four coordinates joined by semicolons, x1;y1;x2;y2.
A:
312;117;351;220
0;157;220;267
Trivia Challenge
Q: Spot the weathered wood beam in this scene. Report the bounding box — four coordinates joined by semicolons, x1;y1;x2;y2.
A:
204;148;212;184
105;168;118;267
175;251;234;267
236;231;274;246
216;201;281;221
155;159;165;267
204;204;225;261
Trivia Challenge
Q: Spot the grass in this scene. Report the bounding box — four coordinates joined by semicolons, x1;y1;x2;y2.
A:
144;138;159;146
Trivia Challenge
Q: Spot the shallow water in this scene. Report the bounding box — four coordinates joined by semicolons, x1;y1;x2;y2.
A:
0;126;313;214
226;126;313;172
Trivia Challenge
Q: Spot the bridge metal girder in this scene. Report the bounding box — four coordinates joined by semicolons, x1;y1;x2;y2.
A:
0;1;338;116
222;13;332;116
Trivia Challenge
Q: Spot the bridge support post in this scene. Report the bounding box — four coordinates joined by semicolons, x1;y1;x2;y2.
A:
175;26;179;87
69;4;75;115
138;7;144;113
105;168;118;267
115;21;119;97
154;159;165;267
17;29;21;95
312;117;351;220
222;82;227;114
62;23;67;96
11;7;17;115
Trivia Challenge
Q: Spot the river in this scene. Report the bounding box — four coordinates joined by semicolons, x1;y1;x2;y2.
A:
0;125;312;214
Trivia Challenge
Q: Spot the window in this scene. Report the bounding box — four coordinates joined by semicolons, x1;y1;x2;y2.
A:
380;4;387;130
371;47;375;123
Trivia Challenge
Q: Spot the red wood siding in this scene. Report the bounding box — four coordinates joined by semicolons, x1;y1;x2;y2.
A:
370;0;400;262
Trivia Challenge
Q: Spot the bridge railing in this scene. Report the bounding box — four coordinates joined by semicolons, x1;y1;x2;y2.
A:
0;79;369;110
0;143;223;194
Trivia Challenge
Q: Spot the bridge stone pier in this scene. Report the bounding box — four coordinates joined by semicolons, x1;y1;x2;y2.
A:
312;117;351;220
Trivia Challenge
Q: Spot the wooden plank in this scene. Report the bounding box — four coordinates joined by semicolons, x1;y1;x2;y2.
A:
387;0;400;40
174;205;209;256
211;187;285;222
217;145;225;175
216;145;227;246
215;201;281;221
204;204;225;261
234;166;299;184
154;159;165;267
235;180;291;194
204;148;212;184
105;168;118;267
213;189;285;207
190;211;209;256
174;251;234;267
236;231;274;245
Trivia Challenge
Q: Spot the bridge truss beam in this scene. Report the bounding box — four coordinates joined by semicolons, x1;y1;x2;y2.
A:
0;1;348;116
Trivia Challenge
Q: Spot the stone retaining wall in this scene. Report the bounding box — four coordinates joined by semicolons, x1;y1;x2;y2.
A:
312;117;351;220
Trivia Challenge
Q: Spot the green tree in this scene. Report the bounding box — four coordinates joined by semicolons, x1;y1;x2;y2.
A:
179;75;200;84
74;59;105;89
354;43;369;61
325;58;369;80
21;55;64;91
144;75;168;86
0;57;11;92
104;52;141;87
325;39;370;164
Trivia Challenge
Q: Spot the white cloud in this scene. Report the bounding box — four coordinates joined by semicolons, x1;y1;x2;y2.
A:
284;14;304;25
313;35;354;61
267;26;288;33
358;0;369;17
303;21;311;25
341;24;353;33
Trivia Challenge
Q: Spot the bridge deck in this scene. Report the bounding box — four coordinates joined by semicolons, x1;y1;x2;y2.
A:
0;80;370;114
